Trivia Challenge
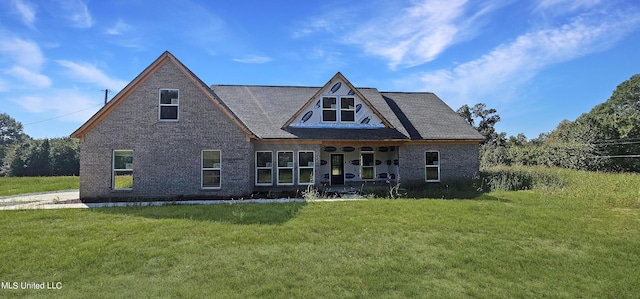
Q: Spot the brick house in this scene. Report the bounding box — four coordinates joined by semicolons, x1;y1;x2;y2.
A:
71;51;483;201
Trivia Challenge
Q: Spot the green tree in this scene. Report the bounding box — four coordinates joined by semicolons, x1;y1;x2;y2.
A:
9;139;52;176
0;113;29;169
457;103;504;146
549;74;640;172
50;137;80;176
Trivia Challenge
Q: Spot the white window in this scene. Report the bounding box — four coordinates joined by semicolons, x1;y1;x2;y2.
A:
159;89;179;121
340;97;355;122
113;150;133;190
322;97;337;122
277;151;294;185
298;151;315;185
256;151;273;186
202;150;221;189
322;96;356;123
360;152;375;180
425;151;440;182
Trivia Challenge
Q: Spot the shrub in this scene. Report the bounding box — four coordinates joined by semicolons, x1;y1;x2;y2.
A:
480;166;564;192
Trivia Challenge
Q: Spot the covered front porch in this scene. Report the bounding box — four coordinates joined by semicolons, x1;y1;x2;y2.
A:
317;142;401;187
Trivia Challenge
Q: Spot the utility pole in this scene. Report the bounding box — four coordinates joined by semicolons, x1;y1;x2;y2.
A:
102;89;110;105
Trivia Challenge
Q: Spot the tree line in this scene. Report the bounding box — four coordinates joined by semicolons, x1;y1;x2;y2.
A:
0;113;79;176
460;74;640;173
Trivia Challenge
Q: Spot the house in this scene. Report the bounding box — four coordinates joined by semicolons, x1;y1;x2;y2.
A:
71;51;483;201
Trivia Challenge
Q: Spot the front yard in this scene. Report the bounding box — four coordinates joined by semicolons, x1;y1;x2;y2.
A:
1;191;638;298
1;167;639;297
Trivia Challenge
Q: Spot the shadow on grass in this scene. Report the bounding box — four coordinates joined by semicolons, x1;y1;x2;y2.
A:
362;179;487;200
93;202;307;225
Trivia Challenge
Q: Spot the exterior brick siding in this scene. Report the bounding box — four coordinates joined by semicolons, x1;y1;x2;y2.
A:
79;61;252;201
76;53;482;200
398;144;479;185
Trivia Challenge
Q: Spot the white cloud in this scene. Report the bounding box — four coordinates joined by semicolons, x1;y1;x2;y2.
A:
57;60;127;90
58;0;93;28
232;55;273;64
0;36;51;89
0;37;45;69
13;0;36;28
5;66;51;88
105;19;131;35
351;0;469;69
12;89;101;122
536;0;602;12
294;0;497;69
0;79;8;92
414;10;640;108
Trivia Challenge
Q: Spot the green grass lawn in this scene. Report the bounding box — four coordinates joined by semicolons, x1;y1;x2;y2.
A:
1;191;639;297
1;168;639;297
0;176;79;196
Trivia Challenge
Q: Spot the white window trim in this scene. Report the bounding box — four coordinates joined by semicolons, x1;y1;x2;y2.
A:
340;97;356;123
276;151;295;186
321;96;338;123
255;151;273;186
159;89;179;122
113;150;133;190
360;151;376;180
202;150;221;189
425;150;440;182
297;151;315;185
322;96;357;123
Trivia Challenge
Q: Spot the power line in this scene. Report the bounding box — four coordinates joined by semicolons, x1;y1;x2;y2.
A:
23;104;102;126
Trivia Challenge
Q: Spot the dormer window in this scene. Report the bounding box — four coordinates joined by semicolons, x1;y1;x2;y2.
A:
322;96;355;123
322;97;337;122
340;97;355;122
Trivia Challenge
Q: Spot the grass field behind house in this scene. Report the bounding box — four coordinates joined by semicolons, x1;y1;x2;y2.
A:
0;167;639;297
0;176;79;197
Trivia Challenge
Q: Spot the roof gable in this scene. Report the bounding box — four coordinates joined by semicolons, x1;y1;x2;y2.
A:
283;72;394;129
71;51;255;141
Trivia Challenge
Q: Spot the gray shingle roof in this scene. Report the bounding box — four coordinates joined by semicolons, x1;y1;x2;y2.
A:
210;85;483;141
381;92;484;140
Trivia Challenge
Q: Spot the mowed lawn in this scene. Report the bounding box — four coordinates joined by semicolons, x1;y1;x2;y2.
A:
1;188;639;298
0;176;79;196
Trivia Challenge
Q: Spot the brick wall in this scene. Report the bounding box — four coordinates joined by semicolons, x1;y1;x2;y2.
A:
79;61;253;201
398;143;480;185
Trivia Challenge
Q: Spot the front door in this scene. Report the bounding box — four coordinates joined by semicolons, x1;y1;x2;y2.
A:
330;154;344;185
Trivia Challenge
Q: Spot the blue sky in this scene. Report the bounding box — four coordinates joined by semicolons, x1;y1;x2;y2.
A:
1;0;639;139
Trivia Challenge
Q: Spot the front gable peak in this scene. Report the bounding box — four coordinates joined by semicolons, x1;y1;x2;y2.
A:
284;72;393;129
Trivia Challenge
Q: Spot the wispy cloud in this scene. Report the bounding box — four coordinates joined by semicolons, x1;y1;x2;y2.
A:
57;60;127;90
58;0;93;28
0;79;8;92
350;0;469;69
413;9;640;108
105;19;131;35
294;0;498;69
12;89;101;122
4;66;51;88
0;36;50;89
291;7;353;38
0;37;45;69
536;0;602;12
232;55;273;64
12;0;36;29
